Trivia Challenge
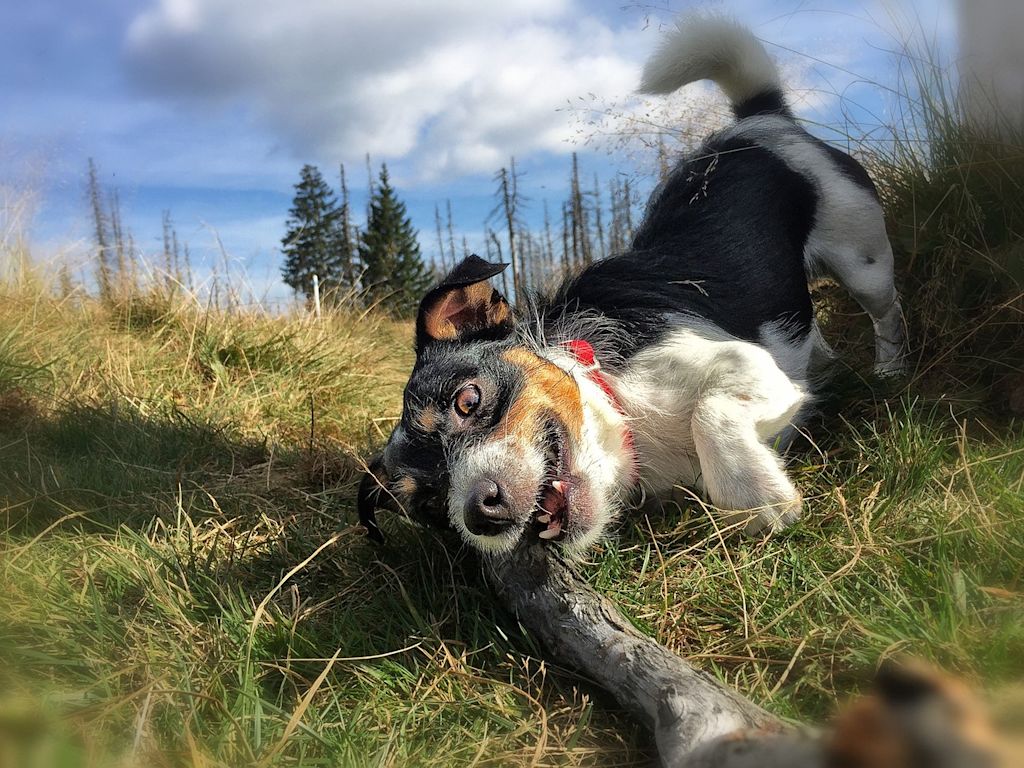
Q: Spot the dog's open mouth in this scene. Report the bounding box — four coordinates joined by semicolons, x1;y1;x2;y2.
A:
534;422;573;542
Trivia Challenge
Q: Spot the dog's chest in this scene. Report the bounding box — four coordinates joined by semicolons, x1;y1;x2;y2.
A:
614;334;709;494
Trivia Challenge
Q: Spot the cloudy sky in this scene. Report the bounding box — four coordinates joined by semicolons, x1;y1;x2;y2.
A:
2;0;955;304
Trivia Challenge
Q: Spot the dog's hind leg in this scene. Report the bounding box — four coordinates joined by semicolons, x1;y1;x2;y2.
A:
805;186;908;376
815;239;907;376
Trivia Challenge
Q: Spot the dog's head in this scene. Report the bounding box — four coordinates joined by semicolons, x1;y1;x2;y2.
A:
358;255;633;555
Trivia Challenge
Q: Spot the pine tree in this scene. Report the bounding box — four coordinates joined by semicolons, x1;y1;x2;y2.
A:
280;164;347;304
358;164;430;317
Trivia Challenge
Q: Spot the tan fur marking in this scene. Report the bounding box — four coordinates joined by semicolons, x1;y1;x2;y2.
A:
393;475;418;498
423;283;511;341
423;292;462;341
414;407;441;433
828;695;909;768
501;348;584;443
828;663;999;768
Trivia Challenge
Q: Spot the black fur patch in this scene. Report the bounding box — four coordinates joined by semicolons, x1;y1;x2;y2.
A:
733;88;792;120
539;135;817;361
383;340;525;496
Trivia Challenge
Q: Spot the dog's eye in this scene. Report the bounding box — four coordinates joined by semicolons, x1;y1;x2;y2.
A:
453;384;481;417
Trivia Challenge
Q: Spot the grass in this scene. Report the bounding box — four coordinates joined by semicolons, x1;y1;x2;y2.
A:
3;46;1024;768
2;286;1021;768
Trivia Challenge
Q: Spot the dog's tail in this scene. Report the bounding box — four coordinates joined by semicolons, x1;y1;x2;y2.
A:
639;16;790;120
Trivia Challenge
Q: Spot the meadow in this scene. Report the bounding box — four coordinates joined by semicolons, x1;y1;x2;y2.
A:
2;52;1024;767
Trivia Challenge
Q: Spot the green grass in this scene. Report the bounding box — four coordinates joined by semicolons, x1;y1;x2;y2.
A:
2;276;1022;767
3;42;1024;767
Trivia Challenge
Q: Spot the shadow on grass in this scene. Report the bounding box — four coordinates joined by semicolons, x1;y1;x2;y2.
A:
0;396;651;764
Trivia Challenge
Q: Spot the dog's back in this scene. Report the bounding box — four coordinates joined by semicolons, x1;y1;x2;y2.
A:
639;17;905;374
545;17;905;375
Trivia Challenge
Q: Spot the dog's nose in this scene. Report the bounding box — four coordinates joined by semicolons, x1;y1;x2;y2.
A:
464;478;515;536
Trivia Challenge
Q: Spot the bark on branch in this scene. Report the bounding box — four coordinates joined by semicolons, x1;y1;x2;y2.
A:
487;540;800;766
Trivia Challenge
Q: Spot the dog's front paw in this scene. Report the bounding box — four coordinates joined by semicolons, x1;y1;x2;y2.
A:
718;493;802;537
748;493;802;536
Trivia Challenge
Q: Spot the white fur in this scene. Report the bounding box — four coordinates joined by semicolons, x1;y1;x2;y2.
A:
720;115;909;374
446;349;635;555
543;347;637;551
639;16;781;104
494;324;811;541
448;435;546;555
608;323;808;536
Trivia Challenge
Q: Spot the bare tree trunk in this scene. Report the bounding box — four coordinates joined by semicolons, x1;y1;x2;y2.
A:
181;244;195;294
162;210;175;295
543;200;556;282
109;189;128;298
171;227;183;287
434;204;447;273
561;201;571;275
339;163;356;287
570;153;592;266
488;229;509;298
497;164;521;300
446;199;458;269
87;159;113;304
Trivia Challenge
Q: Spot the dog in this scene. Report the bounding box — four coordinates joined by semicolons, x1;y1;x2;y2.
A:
358;16;908;556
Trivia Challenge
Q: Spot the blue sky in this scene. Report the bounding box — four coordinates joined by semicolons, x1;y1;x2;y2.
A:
1;0;956;305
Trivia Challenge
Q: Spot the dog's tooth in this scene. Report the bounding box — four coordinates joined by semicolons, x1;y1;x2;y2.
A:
538;528;559;540
551;480;564;494
536;513;552;524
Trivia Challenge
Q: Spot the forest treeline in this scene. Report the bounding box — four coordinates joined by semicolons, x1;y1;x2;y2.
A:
80;152;647;317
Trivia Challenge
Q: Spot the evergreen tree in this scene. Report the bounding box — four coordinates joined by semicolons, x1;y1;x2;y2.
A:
359;164;430;316
281;164;349;303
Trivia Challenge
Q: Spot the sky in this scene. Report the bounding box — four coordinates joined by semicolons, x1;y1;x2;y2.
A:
1;0;957;305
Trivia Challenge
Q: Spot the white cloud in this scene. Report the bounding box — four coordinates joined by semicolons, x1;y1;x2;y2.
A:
123;0;864;185
124;0;650;179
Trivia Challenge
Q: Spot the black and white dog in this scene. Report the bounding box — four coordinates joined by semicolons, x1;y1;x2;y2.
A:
358;17;907;555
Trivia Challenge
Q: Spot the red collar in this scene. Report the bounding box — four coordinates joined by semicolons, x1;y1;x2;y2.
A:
562;339;638;483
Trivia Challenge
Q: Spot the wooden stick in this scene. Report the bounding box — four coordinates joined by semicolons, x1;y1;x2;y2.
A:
487;540;790;765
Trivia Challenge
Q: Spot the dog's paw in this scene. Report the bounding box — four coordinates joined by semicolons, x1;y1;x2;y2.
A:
718;493;802;537
873;333;909;378
873;355;908;378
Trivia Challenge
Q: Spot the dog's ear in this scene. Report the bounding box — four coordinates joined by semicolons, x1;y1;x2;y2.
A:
416;255;512;351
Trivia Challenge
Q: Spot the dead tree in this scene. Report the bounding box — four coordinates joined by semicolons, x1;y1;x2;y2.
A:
339;163;356;287
87;159;113;304
446;200;458;268
434;204;447;273
592;173;606;261
492;160;525;300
